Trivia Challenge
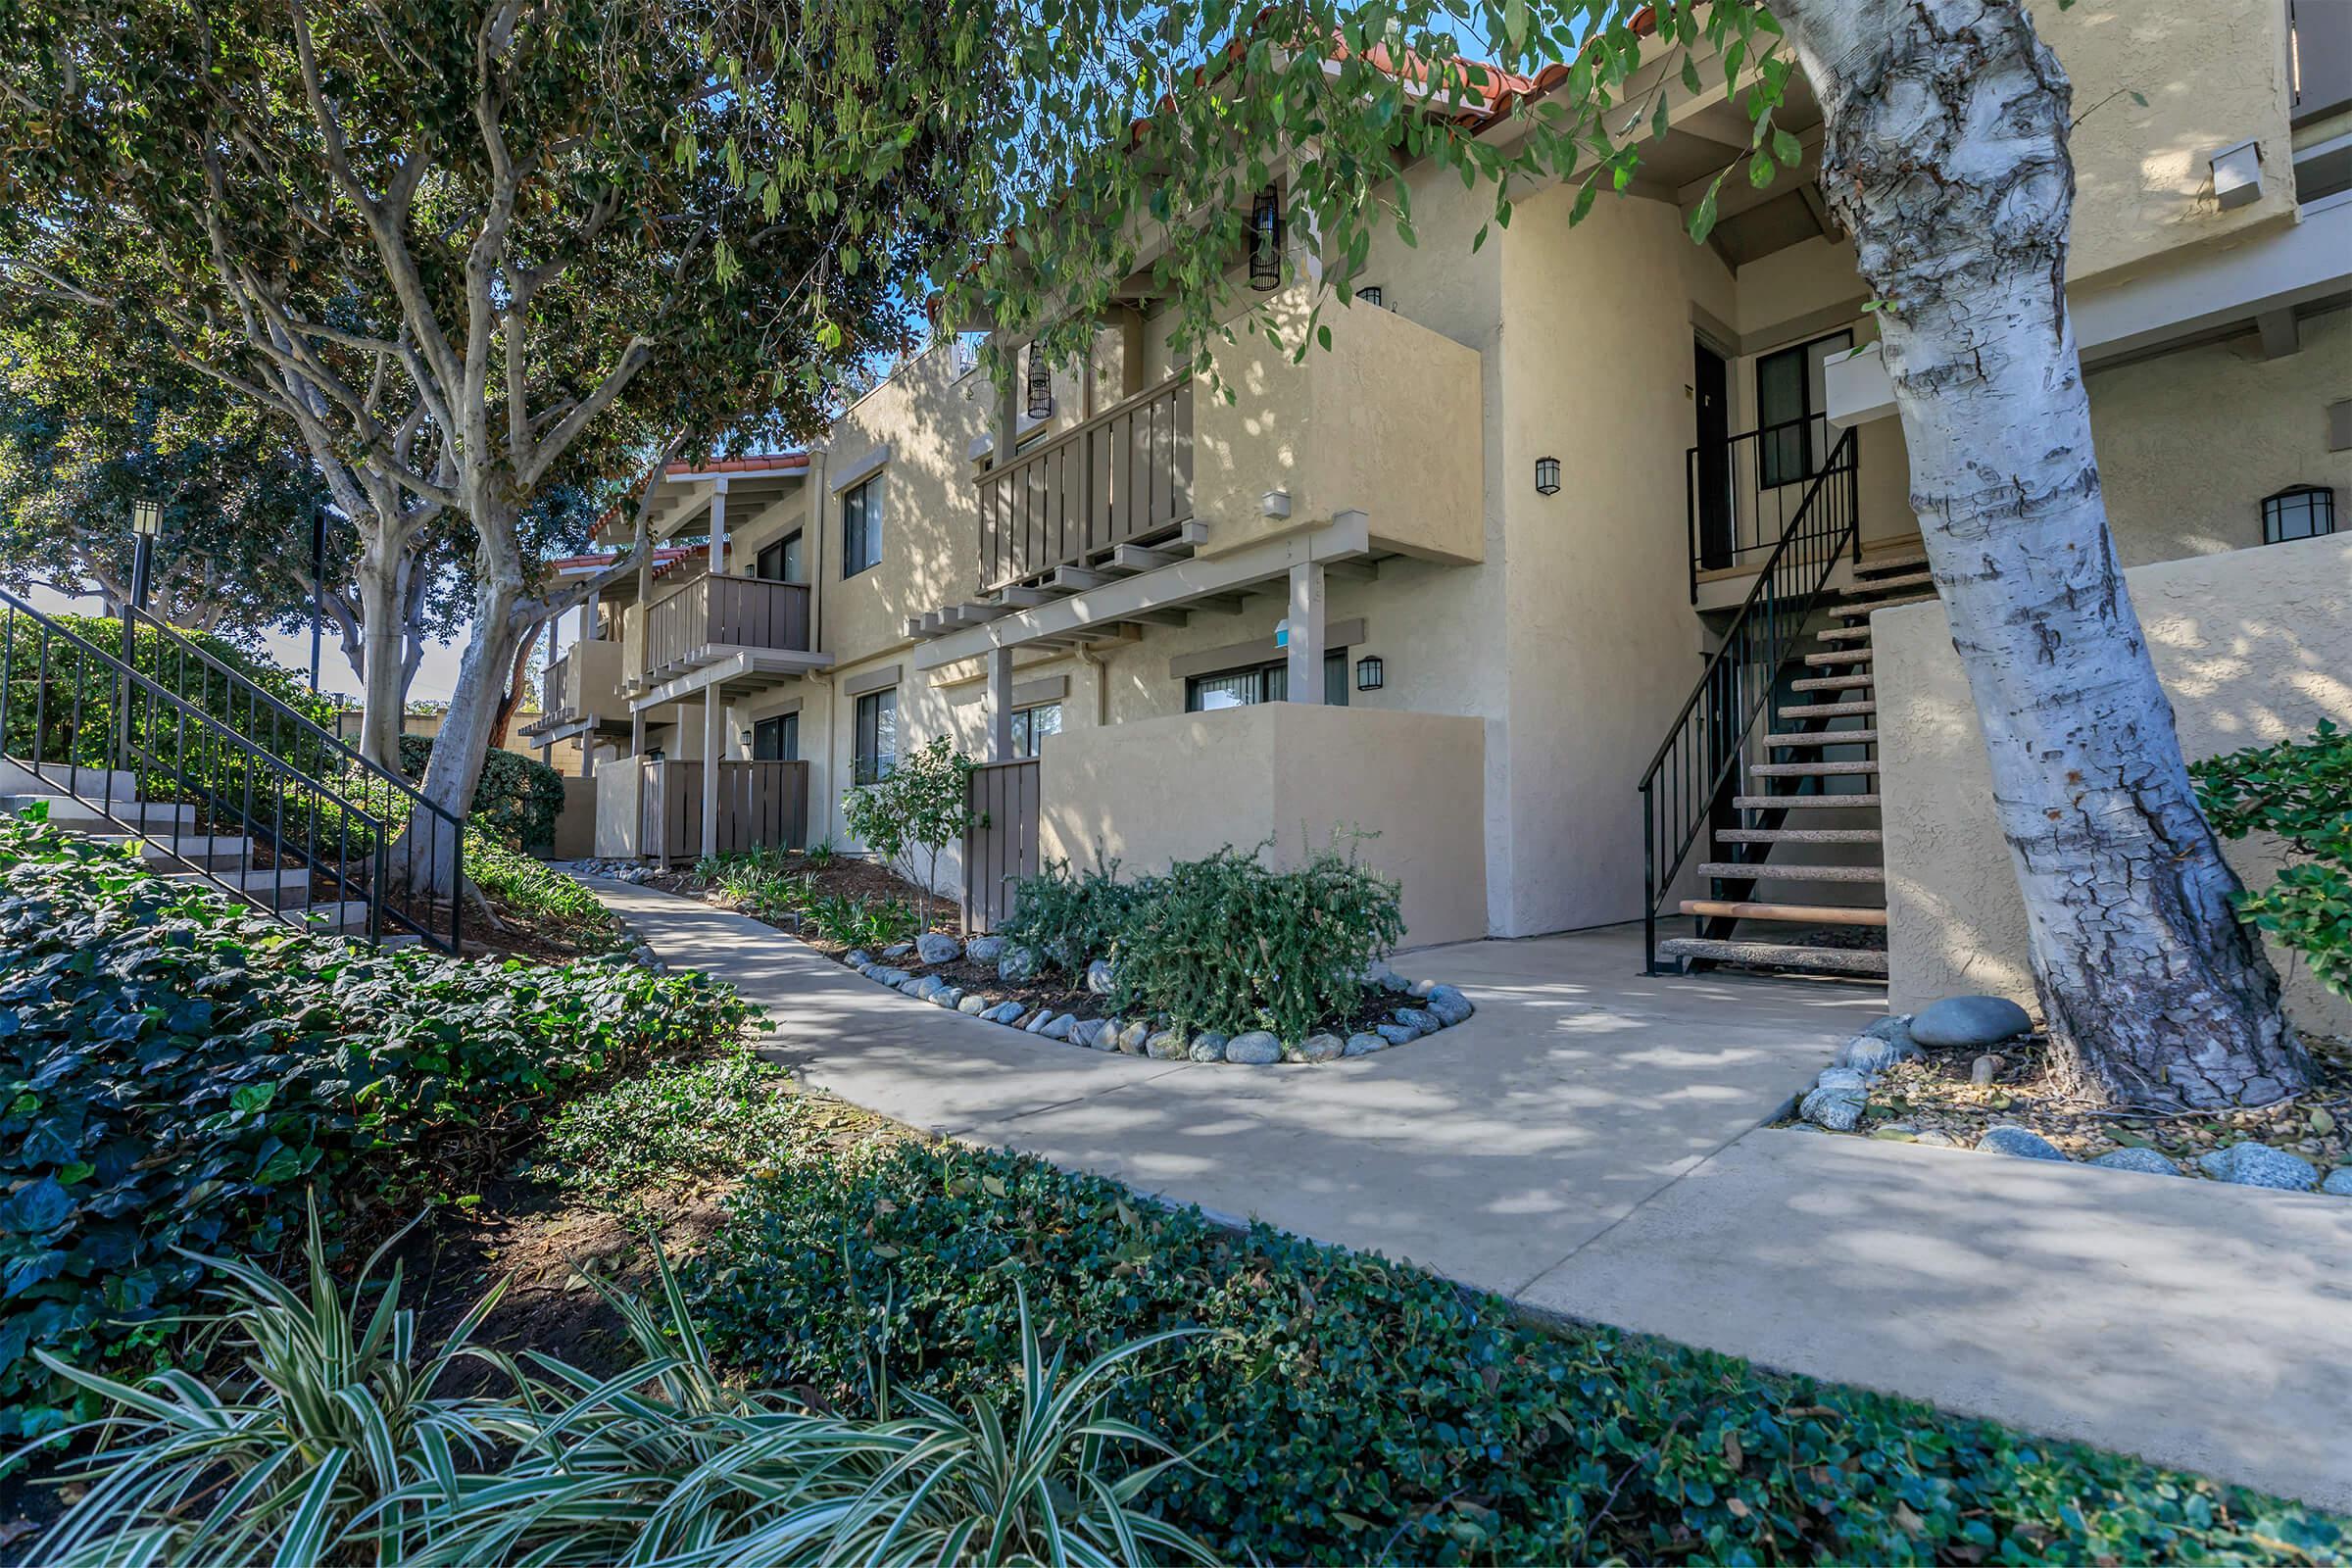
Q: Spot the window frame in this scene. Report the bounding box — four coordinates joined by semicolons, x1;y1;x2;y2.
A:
852;688;898;784
756;529;805;584
1183;650;1349;711
841;475;883;578
752;712;799;761
1009;701;1063;759
1754;329;1853;489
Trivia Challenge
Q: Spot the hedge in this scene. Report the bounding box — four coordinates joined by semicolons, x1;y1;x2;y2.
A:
0;809;754;1446
398;734;566;852
692;1138;2346;1566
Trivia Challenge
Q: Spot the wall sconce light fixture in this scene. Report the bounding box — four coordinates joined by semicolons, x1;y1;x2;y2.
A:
1535;456;1561;495
1355;655;1385;692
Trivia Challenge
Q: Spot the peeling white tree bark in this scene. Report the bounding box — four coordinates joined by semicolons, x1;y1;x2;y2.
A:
1779;0;2309;1108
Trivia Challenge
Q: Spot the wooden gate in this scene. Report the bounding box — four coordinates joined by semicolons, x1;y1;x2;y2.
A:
640;759;809;862
962;759;1041;932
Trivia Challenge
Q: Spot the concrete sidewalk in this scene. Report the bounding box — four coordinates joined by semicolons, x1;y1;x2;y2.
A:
588;878;2352;1512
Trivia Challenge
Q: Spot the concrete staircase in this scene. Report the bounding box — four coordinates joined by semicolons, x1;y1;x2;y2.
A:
2;760;377;936
1656;551;1931;980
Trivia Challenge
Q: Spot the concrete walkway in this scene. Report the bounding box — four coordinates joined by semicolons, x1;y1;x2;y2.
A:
588;878;2352;1512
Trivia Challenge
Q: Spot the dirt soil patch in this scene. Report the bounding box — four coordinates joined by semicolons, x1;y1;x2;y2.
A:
1777;1030;2352;1172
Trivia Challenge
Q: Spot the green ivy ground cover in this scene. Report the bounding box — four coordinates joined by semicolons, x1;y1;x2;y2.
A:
0;810;753;1446
693;1136;2348;1566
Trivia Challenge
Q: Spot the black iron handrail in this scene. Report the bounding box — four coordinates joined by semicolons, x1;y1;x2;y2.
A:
1686;414;1853;601
1640;425;1861;973
0;589;463;952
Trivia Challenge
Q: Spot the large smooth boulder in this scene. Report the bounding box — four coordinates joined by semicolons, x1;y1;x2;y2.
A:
1911;996;2033;1050
1086;958;1116;996
1798;1086;1865;1132
2197;1144;2319;1191
1225;1031;1282;1065
965;935;1004;963
1977;1124;2067;1162
2089;1147;2180;1177
916;932;963;965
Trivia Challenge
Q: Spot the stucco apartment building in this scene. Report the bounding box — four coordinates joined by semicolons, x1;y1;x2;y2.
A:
560;0;2352;1019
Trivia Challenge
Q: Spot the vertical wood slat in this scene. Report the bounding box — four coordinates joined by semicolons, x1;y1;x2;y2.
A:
972;374;1195;593
643;758;809;861
960;758;1040;932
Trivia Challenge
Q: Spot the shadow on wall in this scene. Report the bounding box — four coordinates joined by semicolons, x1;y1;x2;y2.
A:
1876;534;2352;1028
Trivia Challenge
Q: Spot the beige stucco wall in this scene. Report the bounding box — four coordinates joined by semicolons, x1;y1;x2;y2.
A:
592;758;644;858
2029;0;2300;283
1038;703;1488;949
1877;533;2352;1033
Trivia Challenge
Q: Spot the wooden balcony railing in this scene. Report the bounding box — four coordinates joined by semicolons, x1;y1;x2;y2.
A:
977;373;1193;594
641;574;812;679
540;650;574;723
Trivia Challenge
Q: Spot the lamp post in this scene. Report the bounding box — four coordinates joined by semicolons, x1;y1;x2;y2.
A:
310;511;326;693
121;498;162;768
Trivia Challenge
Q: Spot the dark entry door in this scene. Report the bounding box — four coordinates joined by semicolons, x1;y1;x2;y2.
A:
1692;340;1733;570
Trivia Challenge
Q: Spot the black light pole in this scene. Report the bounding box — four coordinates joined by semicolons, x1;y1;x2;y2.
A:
121;498;162;768
310;510;326;693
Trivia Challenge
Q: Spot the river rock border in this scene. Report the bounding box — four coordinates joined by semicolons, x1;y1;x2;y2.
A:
836;934;1474;1064
1792;1008;2352;1200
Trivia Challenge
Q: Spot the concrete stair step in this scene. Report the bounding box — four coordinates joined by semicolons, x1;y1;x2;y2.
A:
1735;793;1883;810
1701;860;1886;884
0;760;138;798
1815;625;1875;644
1790;672;1875;693
1658;937;1888;976
1768;728;1878;749
1802;647;1874;666
287;900;374;933
1719;826;1885;845
1779;699;1876;720
90;834;253;871
1853;552;1929;579
4;795;200;831
1681;899;1888;927
168;867;318;909
1834;570;1933;600
1749;759;1879;778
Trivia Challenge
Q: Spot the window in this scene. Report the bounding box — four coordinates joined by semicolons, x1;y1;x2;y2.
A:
752;712;799;761
1010;702;1062;759
853;689;898;783
1755;330;1852;488
2262;484;2337;544
756;530;804;584
1184;651;1348;711
842;475;882;577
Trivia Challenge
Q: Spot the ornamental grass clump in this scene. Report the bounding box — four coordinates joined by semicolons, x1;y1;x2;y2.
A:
17;1205;1204;1568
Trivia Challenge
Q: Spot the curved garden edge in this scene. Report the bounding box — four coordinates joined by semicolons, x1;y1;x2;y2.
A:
833;932;1476;1065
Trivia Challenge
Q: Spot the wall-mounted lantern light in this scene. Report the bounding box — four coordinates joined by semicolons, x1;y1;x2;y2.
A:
1355;655;1385;692
1273;616;1289;649
1535;456;1562;496
2263;483;2336;544
1249;183;1283;292
1355;285;1384;308
740;729;755;752
1025;343;1054;420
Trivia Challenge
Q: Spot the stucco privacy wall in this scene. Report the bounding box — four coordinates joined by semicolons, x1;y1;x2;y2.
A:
1876;533;2352;1033
1038;704;1488;949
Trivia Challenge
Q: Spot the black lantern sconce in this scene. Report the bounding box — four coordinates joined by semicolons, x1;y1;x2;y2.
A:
1025;343;1054;420
1355;655;1385;692
1249;183;1283;292
1535;456;1561;496
2262;484;2336;545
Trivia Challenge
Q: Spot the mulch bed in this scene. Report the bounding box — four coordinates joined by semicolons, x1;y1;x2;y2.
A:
1779;1030;2352;1171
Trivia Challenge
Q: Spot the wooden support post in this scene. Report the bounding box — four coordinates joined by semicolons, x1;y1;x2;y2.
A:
987;644;1016;761
702;684;722;860
1286;561;1326;703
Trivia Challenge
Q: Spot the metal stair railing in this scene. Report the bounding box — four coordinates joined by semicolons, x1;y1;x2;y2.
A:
0;588;463;952
1638;425;1860;973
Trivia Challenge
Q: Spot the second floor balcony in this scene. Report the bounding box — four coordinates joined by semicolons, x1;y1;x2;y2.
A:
973;286;1484;599
626;572;823;698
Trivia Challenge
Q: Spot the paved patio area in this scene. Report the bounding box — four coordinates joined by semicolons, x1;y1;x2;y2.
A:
586;877;2352;1512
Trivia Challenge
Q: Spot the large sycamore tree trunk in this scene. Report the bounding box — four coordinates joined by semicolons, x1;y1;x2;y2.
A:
1780;0;2310;1110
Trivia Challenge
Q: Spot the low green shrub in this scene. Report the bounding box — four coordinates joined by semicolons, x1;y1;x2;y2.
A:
694;1139;2345;1566
466;823;617;943
24;1208;1200;1567
2192;719;2352;1000
397;736;566;852
532;1052;800;1214
0;810;753;1446
996;855;1150;971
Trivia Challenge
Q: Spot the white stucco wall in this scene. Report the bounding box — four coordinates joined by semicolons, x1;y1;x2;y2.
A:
1877;533;2352;1033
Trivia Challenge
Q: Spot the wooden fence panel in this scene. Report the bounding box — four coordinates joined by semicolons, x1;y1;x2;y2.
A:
640;758;809;861
961;758;1041;933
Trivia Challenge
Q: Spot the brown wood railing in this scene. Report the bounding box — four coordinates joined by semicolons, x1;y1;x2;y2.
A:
639;758;809;862
962;758;1041;932
977;374;1194;594
642;575;812;678
540;651;574;723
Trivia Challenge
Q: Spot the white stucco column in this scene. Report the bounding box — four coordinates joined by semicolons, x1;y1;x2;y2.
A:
701;683;722;859
708;477;730;577
987;645;1016;761
1285;561;1326;703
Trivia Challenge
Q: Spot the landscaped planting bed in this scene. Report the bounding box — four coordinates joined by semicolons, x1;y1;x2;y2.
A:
689;1129;2348;1565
